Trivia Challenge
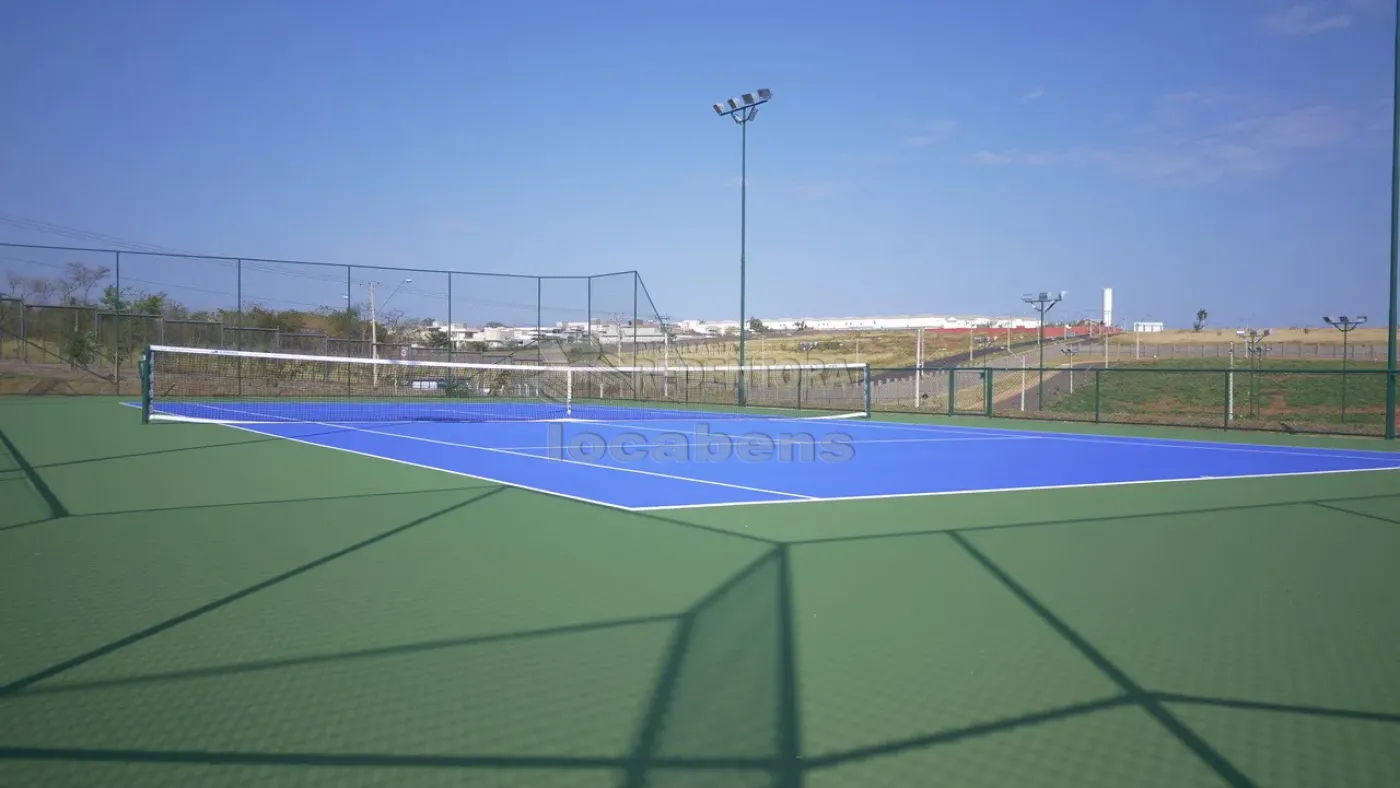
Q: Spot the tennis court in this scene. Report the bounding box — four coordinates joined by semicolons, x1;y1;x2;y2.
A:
4;363;1400;786
131;401;1400;511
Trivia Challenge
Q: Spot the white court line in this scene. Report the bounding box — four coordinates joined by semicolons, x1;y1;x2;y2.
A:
631;465;1400;512
474;434;1043;452
769;416;1400;463
128;400;637;509
151;401;814;503
313;421;817;502
217;422;636;511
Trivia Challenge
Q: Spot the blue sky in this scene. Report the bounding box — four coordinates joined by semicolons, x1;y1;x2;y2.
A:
1;0;1396;330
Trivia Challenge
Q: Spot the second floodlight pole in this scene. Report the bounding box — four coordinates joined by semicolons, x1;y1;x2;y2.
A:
1022;291;1063;410
713;89;772;406
1324;315;1367;423
1061;345;1079;394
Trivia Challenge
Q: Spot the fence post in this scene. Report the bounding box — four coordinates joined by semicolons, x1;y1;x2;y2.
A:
947;368;955;416
1223;371;1232;429
113;251;121;391
865;365;873;417
1093;369;1102;423
983;368;993;417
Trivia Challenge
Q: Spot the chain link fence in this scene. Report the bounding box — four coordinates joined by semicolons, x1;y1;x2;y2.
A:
0;242;668;389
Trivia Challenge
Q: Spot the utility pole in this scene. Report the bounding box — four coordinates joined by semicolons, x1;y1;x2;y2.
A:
346;276;411;386
1323;315;1367;423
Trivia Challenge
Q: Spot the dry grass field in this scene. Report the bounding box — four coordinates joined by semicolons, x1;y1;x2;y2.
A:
1113;327;1390;346
607;328;1043;370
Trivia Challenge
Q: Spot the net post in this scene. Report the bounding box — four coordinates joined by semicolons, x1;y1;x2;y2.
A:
139;345;152;424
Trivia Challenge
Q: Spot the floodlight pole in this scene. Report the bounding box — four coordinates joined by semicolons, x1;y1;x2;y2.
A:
1388;1;1400;436
713;89;773;406
1061;345;1079;394
1022;291;1063;410
1388;1;1400;439
1324;315;1367;423
1238;329;1270;420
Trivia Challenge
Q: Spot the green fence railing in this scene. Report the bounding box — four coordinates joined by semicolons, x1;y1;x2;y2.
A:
864;365;1397;438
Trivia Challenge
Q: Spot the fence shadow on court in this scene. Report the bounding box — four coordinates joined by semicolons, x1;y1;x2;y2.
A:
2;491;1398;787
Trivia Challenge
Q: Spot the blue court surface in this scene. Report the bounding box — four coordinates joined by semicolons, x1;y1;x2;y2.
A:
141;404;1400;511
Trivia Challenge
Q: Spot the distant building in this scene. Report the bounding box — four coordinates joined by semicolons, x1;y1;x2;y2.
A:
674;314;1040;335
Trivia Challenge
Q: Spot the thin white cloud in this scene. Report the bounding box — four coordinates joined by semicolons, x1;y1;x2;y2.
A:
904;120;956;147
969;103;1360;186
794;181;839;199
433;218;476;235
1017;89;1045;104
970;150;1059;166
1162;89;1232;105
1261;4;1352;35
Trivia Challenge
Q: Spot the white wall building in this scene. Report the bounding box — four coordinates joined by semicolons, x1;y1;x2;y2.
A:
674;314;1040;335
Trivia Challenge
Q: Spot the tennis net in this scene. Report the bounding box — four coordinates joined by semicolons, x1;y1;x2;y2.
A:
138;345;872;424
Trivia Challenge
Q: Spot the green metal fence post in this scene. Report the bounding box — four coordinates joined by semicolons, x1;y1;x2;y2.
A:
1223;370;1231;429
865;363;873;416
947;368;955;416
1093;369;1102;423
983;368;993;417
113;251;121;392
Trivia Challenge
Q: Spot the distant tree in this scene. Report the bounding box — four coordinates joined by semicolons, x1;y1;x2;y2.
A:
62;326;101;370
6;273;58;304
63;262;110;305
131;291;167;315
100;284;132;313
423;327;452;349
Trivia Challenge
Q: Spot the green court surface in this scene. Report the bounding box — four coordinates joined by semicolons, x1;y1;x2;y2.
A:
2;397;1399;788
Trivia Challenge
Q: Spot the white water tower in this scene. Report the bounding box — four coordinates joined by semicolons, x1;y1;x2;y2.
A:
1103;288;1114;328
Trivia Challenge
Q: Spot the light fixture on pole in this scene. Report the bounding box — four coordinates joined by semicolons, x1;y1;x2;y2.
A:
1021;290;1064;410
1236;328;1271;420
1061;344;1080;394
1323;315;1367;423
712;87;773;407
